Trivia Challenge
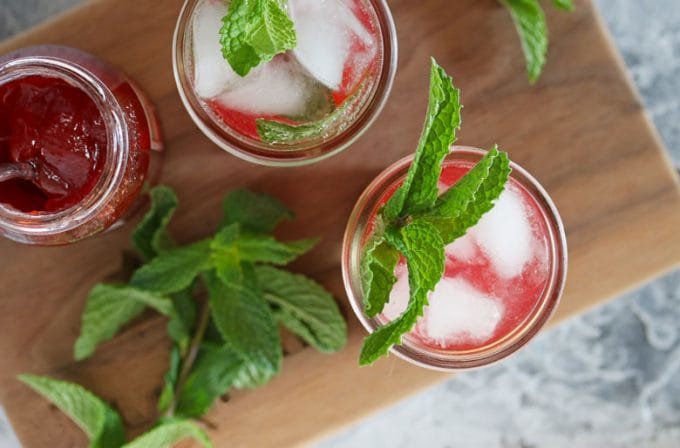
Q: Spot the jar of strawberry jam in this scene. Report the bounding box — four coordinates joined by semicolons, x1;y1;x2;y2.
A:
0;46;163;245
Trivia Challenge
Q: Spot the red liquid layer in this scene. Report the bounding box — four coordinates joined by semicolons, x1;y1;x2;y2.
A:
204;0;380;141
364;161;552;351
0;75;107;212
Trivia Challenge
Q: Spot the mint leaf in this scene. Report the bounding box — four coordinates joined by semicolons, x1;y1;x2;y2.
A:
212;224;317;267
361;236;400;318
74;284;173;361
18;375;125;448
256;87;357;143
256;265;347;353
220;0;297;77
359;296;421;366
383;59;462;220
237;234;318;265
501;0;548;83
132;186;178;261
424;146;510;243
247;0;297;56
360;219;444;365
176;342;243;418
398;219;445;294
206;268;282;386
121;419;213;448
552;0;574;11
130;240;213;294
222;188;293;233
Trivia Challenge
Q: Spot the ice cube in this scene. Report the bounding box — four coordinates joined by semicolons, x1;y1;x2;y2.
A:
471;186;533;279
215;56;317;116
289;0;372;90
192;0;243;98
445;233;477;263
423;278;503;344
381;263;409;320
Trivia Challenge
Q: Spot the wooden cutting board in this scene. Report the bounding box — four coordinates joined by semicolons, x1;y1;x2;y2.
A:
2;0;680;446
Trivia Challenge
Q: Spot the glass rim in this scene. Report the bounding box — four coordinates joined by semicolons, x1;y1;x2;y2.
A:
0;47;129;237
341;146;569;371
172;0;398;167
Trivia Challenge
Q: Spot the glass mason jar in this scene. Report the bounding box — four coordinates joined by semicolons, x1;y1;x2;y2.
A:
173;0;398;166
0;46;163;245
342;147;568;371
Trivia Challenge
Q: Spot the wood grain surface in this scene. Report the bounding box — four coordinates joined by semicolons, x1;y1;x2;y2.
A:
1;0;680;446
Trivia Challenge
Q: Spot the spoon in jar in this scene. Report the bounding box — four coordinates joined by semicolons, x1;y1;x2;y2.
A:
0;161;36;183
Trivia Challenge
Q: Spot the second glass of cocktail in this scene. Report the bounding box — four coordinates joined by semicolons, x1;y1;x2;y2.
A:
173;0;397;166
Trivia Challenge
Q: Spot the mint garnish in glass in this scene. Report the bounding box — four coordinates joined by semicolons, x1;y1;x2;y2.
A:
358;59;512;365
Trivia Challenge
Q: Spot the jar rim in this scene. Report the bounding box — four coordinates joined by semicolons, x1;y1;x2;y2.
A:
172;0;398;167
0;49;129;238
341;146;569;371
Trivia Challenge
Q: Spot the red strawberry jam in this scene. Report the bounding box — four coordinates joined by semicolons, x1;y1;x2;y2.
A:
0;75;108;213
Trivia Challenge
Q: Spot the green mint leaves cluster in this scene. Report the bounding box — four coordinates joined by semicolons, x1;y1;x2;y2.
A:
500;0;574;83
220;0;297;76
20;186;347;447
359;59;511;365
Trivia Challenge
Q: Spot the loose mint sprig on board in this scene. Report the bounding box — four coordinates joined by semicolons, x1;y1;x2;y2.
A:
20;186;347;447
500;0;574;83
359;59;511;366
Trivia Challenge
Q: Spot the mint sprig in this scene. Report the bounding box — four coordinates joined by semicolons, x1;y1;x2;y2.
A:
21;186;347;446
500;0;574;83
359;59;511;366
220;0;297;76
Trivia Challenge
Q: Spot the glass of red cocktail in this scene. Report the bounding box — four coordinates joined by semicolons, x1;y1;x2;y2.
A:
173;0;397;166
343;147;568;370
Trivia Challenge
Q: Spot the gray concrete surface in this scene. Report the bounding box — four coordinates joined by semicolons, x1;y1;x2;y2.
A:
1;1;679;447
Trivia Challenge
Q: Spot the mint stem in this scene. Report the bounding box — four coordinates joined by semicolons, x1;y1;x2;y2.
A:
165;295;211;418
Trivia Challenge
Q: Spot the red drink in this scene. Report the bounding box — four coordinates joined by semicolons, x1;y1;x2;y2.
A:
0;46;163;245
343;148;567;370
